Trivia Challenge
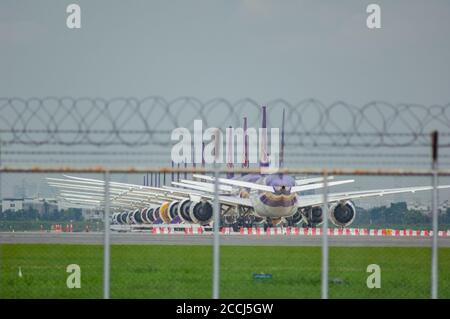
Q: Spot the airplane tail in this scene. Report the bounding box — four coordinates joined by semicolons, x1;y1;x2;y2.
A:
226;126;234;178
280;108;285;168
259;106;269;168
202;141;205;167
171;161;174;183
242;117;249;174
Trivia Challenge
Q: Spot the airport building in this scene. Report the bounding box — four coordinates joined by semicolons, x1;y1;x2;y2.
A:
1;198;25;212
81;208;103;220
407;200;449;215
1;197;59;214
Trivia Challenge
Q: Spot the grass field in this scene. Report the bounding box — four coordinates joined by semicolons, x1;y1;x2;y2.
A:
0;244;449;298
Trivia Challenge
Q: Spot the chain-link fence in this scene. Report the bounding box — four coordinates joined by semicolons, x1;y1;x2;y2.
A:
0;97;449;299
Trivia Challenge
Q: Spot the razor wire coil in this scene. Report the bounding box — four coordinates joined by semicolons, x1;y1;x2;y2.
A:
1;97;449;148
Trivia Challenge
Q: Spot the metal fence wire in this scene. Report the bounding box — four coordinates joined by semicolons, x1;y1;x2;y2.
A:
1;97;450;148
0;97;449;299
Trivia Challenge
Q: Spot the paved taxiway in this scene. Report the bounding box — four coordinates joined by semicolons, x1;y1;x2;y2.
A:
1;232;450;247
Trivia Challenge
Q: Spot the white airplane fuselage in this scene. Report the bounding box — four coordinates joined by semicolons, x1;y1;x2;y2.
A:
239;174;299;218
251;191;298;218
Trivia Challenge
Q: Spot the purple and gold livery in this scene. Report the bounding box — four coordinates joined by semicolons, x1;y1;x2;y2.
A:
238;174;298;218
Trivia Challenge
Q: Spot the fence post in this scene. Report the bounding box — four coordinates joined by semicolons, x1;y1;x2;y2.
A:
212;129;221;299
103;170;111;299
431;131;439;299
321;170;329;299
0;129;2;204
0;131;2;296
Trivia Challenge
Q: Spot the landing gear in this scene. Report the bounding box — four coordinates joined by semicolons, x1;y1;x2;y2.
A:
286;209;303;226
285;207;324;228
223;214;266;231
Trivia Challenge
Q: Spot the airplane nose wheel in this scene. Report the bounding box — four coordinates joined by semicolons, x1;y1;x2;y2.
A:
226;215;257;232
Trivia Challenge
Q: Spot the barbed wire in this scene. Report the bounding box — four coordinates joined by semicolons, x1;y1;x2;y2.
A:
3;150;450;158
4;158;450;167
1;97;449;147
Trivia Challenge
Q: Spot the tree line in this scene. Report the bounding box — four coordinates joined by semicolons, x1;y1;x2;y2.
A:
354;202;450;227
0;207;84;221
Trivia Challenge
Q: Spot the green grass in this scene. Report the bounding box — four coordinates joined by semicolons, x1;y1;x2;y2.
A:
0;244;449;298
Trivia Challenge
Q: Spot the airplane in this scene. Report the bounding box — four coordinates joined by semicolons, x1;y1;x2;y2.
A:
47;106;450;230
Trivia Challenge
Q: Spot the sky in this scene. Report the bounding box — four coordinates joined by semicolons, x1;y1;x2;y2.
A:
1;0;450;105
1;0;450;204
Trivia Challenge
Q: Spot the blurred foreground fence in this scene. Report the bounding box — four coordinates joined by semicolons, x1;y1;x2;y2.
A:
0;97;449;299
0;166;449;298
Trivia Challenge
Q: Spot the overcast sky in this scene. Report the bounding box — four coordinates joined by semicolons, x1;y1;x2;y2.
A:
1;0;450;105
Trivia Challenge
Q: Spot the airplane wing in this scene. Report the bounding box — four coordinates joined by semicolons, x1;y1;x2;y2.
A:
297;184;450;208
48;175;254;210
50;176;450;214
295;176;334;185
192;174;355;193
290;179;354;193
192;174;274;192
193;193;253;207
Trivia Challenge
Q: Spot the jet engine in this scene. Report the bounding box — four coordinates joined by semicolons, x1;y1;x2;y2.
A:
189;201;213;226
153;207;161;223
300;206;324;226
178;199;194;223
329;201;356;227
126;211;134;224
145;207;159;223
132;209;143;224
168;201;181;222
287;209;303;225
140;208;150;224
159;202;171;223
112;212;120;224
118;211;129;225
309;207;324;225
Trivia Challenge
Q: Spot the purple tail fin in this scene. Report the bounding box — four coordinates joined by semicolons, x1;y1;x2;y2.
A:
280;108;285;168
242;117;249;175
259;106;269;168
226;126;234;178
202;142;205;168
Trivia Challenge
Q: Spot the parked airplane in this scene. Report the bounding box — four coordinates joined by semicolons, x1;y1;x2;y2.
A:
47;106;450;229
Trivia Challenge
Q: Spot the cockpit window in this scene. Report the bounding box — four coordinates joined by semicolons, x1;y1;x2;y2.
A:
274;185;291;193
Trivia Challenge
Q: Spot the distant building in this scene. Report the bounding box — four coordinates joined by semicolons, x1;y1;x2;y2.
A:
1;197;59;214
407;200;449;215
24;198;59;215
407;202;429;213
81;208;103;220
1;198;24;212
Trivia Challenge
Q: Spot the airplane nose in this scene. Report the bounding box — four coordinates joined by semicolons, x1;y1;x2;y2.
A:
273;185;291;194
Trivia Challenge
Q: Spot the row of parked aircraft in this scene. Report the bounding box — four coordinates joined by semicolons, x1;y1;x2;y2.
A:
47;106;450;229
